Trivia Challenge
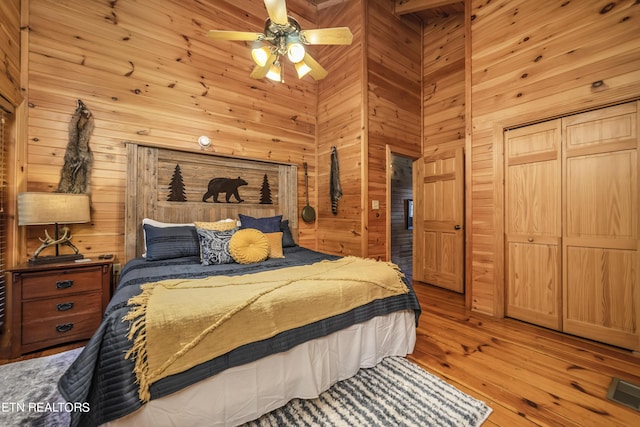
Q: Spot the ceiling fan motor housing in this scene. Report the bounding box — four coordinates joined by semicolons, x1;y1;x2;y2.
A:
264;17;304;55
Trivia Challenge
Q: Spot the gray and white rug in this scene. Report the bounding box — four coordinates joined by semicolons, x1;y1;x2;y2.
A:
0;350;491;427
244;356;492;427
0;347;82;427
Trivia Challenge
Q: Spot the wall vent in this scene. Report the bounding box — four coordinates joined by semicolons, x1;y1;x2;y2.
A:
607;378;640;411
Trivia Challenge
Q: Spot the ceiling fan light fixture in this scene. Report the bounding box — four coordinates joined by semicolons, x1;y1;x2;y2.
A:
294;60;312;79
287;43;306;63
266;60;283;83
207;0;353;82
251;46;273;67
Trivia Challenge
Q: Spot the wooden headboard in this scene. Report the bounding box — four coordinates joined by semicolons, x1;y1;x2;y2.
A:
124;143;298;262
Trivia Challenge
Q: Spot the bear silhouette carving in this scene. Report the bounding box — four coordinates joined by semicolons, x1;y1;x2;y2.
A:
202;177;248;203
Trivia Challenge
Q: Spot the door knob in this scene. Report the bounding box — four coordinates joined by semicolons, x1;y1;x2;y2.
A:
454;225;462;230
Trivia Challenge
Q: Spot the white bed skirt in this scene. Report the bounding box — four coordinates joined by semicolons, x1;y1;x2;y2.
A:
104;310;417;427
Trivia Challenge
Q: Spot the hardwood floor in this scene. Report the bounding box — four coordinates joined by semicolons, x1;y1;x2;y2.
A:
408;283;640;427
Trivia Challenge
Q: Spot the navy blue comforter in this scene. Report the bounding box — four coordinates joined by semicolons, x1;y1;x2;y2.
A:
58;247;421;427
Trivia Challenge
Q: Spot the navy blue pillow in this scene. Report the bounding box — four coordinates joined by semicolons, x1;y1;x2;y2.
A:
280;220;297;247
238;214;282;233
143;224;199;261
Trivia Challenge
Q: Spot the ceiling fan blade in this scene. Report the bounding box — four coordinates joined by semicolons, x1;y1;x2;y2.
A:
299;27;353;45
207;30;264;42
250;64;270;80
250;54;277;79
302;53;328;80
264;0;289;26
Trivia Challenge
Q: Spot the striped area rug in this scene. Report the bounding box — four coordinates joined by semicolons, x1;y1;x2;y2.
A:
244;356;492;427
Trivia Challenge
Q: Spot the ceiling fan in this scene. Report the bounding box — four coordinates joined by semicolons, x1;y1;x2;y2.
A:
207;0;353;82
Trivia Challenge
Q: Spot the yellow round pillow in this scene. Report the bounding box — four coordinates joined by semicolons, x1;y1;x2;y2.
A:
229;228;269;264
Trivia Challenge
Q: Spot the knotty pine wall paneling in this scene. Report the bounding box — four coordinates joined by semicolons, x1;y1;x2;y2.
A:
315;0;421;259
423;13;465;152
366;0;422;261
22;0;319;262
316;0;365;256
0;0;21;106
468;0;640;316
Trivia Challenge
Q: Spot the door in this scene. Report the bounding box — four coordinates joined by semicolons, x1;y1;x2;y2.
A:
504;120;562;330
562;103;639;350
413;147;464;292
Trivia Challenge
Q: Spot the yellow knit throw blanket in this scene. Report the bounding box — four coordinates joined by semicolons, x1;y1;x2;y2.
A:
123;256;408;402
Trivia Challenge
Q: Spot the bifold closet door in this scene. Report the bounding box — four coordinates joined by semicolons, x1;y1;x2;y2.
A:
505;120;562;330
562;103;639;351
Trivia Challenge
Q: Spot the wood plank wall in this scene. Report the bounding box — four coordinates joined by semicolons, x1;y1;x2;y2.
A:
5;0;636;326
468;0;640;316
20;0;319;262
423;14;465;152
316;0;364;256
0;0;21;105
366;0;422;261
315;0;422;259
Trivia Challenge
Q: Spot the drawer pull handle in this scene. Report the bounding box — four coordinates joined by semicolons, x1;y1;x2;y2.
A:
56;280;74;289
56;302;74;311
56;323;74;333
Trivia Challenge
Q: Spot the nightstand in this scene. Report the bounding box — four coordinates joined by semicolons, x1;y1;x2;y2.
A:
9;259;112;358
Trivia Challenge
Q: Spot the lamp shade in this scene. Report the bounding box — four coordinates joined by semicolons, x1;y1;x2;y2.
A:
266;61;283;82
18;192;90;226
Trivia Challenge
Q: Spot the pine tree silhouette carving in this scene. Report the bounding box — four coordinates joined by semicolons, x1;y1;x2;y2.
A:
260;174;272;204
168;164;187;202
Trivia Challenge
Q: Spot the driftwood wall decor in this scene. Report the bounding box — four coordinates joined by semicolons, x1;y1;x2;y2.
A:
57;100;94;194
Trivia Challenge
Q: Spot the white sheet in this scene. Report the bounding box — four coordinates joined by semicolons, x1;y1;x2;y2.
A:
104;310;416;427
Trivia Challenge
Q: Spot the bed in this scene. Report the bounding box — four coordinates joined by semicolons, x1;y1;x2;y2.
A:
58;144;421;427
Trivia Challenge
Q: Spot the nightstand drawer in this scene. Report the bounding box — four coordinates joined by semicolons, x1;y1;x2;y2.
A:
21;266;103;299
10;259;113;357
21;311;102;346
22;292;102;323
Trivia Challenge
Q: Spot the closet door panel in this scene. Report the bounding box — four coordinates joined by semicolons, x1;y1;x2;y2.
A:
565;246;637;348
507;161;560;235
506;240;562;329
566;151;636;240
562;102;639;351
505;120;562;330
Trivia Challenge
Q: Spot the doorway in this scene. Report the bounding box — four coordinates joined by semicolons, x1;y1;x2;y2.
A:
390;154;413;282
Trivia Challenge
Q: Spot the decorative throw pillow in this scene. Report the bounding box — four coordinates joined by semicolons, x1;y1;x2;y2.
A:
142;218;194;257
280;220;297;247
143;224;199;261
229;228;270;264
238;214;282;233
193;219;238;231
196;227;237;265
265;232;285;258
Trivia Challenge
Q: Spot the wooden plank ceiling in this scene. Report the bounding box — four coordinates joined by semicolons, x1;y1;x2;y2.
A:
396;0;464;19
311;0;464;22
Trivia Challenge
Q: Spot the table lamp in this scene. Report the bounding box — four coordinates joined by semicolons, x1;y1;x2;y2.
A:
17;192;91;265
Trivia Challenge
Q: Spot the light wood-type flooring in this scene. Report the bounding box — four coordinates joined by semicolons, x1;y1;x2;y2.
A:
409;283;640;427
